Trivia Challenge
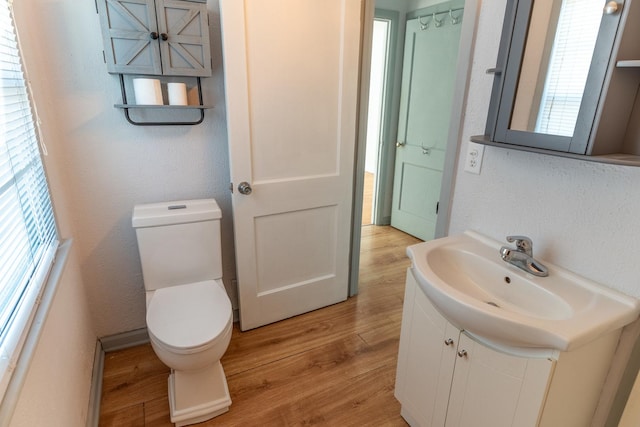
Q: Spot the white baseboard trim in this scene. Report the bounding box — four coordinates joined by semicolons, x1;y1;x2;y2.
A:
85;341;104;427
100;328;149;353
85;328;150;427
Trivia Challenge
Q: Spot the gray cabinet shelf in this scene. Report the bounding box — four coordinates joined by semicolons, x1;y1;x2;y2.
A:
97;0;214;125
116;74;211;126
471;135;640;167
617;60;640;68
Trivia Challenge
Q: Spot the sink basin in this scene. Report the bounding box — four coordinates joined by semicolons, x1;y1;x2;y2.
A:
408;231;640;351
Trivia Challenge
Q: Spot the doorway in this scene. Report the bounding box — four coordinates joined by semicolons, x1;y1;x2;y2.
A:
350;0;478;296
362;11;397;226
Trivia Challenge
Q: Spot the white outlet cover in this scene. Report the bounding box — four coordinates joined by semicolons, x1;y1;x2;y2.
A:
464;141;485;174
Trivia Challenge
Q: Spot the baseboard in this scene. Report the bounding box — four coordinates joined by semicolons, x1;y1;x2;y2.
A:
85;328;151;427
100;327;149;353
85;341;104;427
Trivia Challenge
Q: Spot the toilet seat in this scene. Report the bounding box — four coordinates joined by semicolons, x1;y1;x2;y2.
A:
147;280;232;354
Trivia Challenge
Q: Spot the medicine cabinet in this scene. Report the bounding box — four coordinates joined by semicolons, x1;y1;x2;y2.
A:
473;0;640;166
95;0;213;125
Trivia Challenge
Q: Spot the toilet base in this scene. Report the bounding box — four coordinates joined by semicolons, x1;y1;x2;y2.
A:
167;361;232;427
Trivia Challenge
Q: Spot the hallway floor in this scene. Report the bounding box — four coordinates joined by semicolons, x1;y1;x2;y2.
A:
99;225;419;426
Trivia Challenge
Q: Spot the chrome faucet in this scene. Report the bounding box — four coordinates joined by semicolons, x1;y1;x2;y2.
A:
500;235;548;277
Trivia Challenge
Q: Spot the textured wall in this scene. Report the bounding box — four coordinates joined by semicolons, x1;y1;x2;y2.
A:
17;0;235;337
449;0;640;300
8;2;99;424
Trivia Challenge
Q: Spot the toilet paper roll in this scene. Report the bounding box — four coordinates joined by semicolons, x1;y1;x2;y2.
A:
133;78;163;105
167;82;188;106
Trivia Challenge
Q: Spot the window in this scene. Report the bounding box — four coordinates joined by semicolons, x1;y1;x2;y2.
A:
535;0;603;136
0;0;58;395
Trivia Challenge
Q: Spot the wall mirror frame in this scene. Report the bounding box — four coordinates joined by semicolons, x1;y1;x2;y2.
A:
473;0;640;167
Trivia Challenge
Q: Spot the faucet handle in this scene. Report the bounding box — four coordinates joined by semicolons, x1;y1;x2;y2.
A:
506;235;533;255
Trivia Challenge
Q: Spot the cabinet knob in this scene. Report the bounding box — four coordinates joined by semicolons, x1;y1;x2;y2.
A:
457;349;468;358
160;33;168;41
603;1;619;14
150;32;159;40
444;338;454;346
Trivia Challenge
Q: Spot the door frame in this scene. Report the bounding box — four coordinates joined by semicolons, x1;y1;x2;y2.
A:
370;8;401;226
349;0;480;296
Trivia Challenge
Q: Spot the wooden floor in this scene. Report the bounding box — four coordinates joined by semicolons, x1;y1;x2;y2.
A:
362;172;374;225
99;226;420;426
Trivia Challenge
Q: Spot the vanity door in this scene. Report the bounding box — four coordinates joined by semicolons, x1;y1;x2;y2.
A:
395;269;459;426
445;334;553;427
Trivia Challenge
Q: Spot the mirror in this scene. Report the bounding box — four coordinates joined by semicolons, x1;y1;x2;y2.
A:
510;0;604;138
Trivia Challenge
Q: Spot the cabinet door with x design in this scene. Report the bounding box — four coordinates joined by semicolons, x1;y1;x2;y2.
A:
97;0;211;77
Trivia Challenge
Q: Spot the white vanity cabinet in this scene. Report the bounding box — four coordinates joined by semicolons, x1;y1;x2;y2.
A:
395;268;622;427
96;0;212;77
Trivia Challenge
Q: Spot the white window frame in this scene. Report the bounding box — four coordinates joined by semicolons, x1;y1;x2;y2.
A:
0;0;60;404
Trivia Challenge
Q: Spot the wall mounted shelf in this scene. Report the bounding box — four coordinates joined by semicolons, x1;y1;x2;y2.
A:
617;60;640;68
116;74;212;126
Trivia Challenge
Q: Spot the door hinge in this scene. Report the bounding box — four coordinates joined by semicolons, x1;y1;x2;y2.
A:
94;0;98;13
229;182;234;193
436;201;439;214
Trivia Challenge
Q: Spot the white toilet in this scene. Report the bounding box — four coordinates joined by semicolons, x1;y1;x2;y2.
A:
132;198;232;426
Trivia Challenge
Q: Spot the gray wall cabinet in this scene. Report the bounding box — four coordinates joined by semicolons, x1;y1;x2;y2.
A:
96;0;212;77
476;0;640;166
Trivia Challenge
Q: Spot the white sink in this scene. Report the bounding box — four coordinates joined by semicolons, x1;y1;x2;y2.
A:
408;231;640;351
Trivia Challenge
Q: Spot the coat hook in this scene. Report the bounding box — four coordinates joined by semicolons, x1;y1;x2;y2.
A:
450;9;462;24
418;15;430;30
433;12;443;27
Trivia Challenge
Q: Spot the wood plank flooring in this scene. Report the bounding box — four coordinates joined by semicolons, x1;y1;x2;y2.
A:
362;172;374;225
99;225;420;426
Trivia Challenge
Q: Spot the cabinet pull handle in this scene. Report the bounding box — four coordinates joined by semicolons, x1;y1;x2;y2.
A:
150;32;159;40
160;33;168;41
444;338;454;346
457;349;468;358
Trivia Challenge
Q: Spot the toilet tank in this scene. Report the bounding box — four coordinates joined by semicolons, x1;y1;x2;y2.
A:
132;199;223;291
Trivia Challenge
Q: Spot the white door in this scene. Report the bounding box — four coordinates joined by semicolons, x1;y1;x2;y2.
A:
390;11;463;241
220;0;363;330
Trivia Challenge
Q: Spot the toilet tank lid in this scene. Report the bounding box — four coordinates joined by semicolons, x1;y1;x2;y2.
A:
132;199;221;228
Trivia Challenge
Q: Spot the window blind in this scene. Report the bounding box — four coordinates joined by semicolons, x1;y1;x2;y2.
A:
535;0;603;136
0;0;58;377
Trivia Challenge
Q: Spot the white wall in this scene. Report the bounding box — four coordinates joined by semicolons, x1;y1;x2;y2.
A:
8;248;96;426
13;0;235;338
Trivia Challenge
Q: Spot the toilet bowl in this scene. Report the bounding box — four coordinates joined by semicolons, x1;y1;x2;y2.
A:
146;280;233;426
132;199;232;426
146;280;232;371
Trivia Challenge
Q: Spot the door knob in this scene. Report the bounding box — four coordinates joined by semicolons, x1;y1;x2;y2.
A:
444;338;454;346
150;32;159;40
238;182;252;195
457;349;468;358
396;141;406;147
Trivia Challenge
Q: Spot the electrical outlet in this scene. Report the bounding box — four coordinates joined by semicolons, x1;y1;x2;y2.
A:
464;142;485;174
